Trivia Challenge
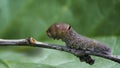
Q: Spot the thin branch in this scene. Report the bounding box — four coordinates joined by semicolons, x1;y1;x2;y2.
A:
0;37;120;64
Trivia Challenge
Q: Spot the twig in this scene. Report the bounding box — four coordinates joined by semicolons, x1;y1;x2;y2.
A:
0;37;120;64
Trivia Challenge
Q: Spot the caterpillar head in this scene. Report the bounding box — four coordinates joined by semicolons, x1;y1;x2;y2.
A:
46;23;71;40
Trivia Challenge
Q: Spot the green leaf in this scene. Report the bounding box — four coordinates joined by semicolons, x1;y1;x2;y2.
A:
0;0;120;68
69;0;120;36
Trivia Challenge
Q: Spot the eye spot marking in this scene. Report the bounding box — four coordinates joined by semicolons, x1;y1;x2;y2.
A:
68;26;71;30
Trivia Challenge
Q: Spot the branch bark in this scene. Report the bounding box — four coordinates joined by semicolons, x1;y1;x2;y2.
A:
0;37;120;64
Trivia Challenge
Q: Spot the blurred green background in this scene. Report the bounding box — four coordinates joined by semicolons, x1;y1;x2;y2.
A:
0;0;120;68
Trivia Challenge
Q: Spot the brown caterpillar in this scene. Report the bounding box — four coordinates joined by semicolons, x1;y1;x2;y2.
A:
47;23;111;65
